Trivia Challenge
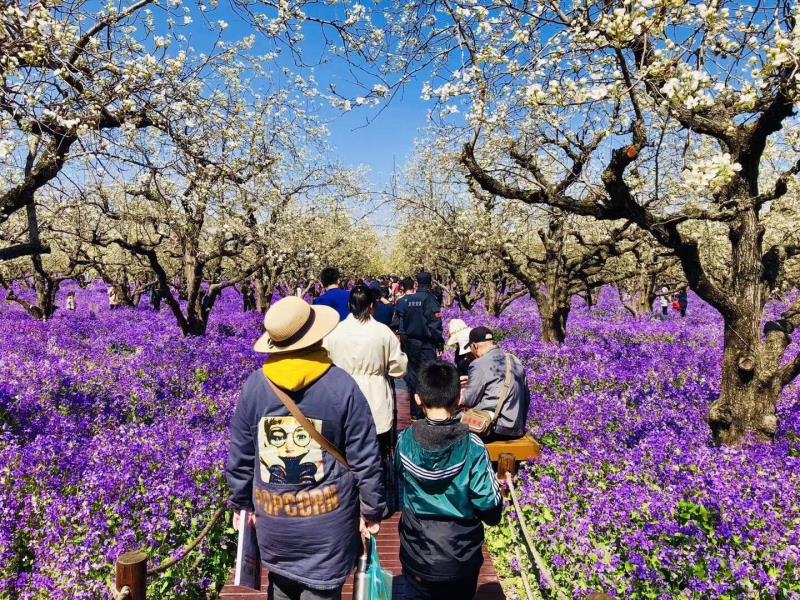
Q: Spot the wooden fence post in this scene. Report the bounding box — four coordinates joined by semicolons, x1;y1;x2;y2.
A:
497;453;516;480
116;550;147;600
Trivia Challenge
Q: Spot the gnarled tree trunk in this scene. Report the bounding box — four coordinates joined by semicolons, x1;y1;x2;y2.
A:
254;265;281;313
707;210;798;444
537;293;571;344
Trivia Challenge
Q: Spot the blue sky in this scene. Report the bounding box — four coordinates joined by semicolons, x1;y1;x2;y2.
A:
325;86;429;188
184;4;434;191
137;1;441;233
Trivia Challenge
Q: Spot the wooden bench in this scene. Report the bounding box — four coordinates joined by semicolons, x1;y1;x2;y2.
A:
486;434;542;479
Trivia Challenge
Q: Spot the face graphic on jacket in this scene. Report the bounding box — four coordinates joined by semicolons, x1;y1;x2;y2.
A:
258;416;325;484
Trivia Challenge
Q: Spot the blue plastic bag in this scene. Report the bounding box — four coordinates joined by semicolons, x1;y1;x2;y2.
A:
366;537;393;600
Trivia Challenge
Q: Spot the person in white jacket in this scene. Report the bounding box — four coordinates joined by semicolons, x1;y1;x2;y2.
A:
325;284;408;457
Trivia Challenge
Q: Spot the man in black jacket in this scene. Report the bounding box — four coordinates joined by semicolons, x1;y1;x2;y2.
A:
395;272;444;418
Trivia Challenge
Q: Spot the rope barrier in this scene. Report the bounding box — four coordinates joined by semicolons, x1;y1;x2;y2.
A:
145;504;227;576
505;472;569;600
514;543;535;600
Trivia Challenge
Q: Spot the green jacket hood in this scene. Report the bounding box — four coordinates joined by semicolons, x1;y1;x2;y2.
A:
398;420;470;485
396;418;502;523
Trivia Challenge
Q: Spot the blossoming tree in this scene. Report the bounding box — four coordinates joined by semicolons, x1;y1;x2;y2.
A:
0;0;202;260
399;0;800;443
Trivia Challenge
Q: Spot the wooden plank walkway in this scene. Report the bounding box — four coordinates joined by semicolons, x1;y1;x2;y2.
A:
221;386;505;600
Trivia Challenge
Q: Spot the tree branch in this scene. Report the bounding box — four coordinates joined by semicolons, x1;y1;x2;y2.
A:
0;243;51;261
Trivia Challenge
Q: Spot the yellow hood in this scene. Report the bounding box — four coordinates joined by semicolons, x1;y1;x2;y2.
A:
262;348;332;392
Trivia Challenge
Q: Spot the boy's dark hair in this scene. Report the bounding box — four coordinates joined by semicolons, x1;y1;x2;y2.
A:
320;267;340;287
402;277;415;292
417;361;460;409
349;285;374;322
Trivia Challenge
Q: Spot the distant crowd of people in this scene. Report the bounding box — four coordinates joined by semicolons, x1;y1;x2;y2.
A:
225;267;531;600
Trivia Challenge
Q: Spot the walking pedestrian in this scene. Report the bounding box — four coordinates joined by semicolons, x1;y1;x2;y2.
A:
372;286;395;328
390;277;415;333
107;286;119;310
678;287;688;318
66;291;77;312
395;272;444;418
150;287;162;311
659;286;669;320
324;284;407;460
240;281;256;312
446;318;473;376
397;361;502;600
313;267;351;321
226;296;385;599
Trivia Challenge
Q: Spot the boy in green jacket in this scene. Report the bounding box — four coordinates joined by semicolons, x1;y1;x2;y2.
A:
396;361;503;599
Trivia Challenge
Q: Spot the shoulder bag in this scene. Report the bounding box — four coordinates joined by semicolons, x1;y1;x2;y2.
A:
462;353;514;435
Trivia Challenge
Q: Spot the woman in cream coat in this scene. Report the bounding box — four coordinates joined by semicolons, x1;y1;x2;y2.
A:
325;284;408;456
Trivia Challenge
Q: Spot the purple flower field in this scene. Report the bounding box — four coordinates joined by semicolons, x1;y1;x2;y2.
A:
0;285;263;598
466;292;800;599
0;285;798;598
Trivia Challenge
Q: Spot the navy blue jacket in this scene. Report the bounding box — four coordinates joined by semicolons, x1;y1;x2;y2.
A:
226;367;385;589
314;288;351;321
374;301;394;328
395;287;444;350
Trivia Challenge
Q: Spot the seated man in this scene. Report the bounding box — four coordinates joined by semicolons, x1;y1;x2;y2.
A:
461;326;530;442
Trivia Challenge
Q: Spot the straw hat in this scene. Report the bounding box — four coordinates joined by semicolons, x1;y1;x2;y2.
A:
446;318;472;353
254;296;339;354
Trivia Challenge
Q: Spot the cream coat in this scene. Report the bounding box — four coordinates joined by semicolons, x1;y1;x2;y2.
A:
324;315;408;434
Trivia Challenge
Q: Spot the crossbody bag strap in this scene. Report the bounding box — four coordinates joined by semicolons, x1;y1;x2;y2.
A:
265;378;350;470
490;353;515;426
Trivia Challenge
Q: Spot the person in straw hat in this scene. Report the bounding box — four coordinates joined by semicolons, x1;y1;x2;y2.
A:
226;296;385;599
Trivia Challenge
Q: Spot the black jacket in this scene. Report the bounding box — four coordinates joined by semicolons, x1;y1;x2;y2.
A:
395;287;444;350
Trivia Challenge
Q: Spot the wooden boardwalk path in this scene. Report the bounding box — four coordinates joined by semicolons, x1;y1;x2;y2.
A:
220;387;505;600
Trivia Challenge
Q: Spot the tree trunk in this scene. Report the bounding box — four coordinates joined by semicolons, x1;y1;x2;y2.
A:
255;275;277;313
455;288;479;310
112;273;135;307
29;254;59;320
540;300;570;344
35;278;58;320
484;280;501;317
634;289;656;319
5;270;60;321
252;265;282;313
709;315;784;444
533;286;570;344
619;271;658;320
131;288;145;307
485;280;526;317
707;210;788;444
442;283;455;308
183;315;209;336
584;287;594;311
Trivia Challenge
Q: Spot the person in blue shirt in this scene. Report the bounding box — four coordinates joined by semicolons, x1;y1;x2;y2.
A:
313;267;350;321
